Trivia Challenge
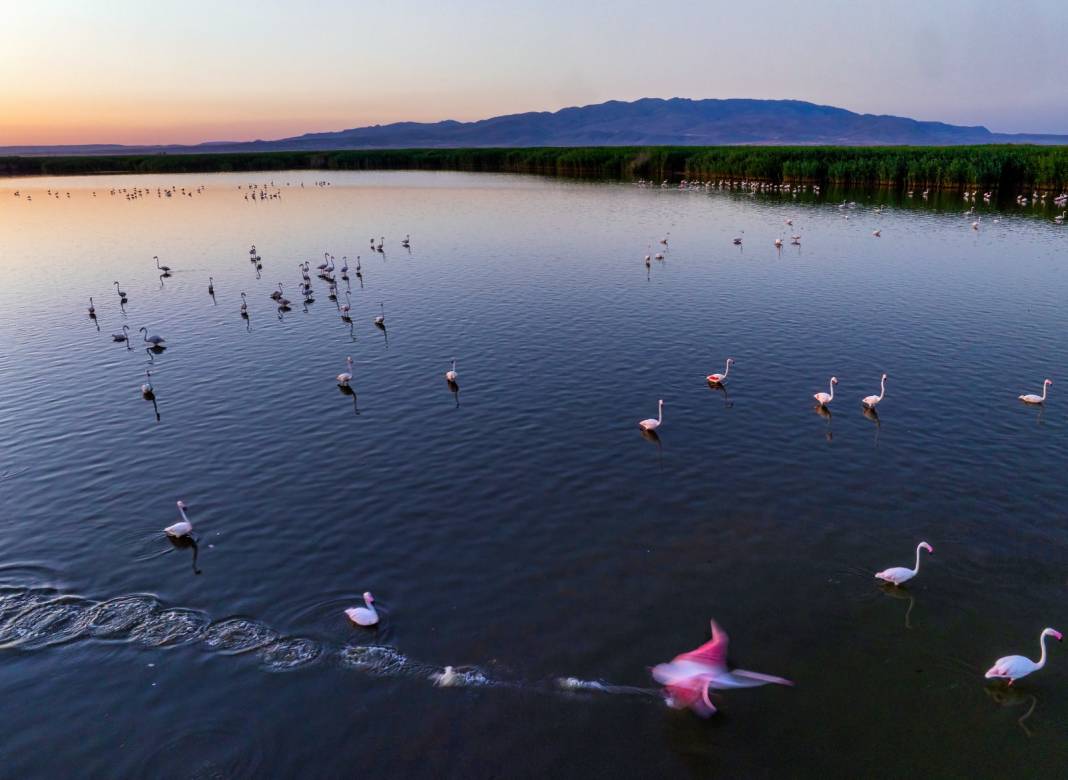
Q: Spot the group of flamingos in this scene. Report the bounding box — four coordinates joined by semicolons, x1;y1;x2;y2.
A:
638;361;1053;435
638;362;1057;717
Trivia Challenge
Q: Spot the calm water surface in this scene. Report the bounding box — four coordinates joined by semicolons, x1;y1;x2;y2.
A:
0;171;1066;778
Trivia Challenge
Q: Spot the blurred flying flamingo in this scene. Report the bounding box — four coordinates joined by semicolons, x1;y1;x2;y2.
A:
652;619;793;717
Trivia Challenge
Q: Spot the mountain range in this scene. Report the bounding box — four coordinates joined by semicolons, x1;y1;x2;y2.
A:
4;98;1066;155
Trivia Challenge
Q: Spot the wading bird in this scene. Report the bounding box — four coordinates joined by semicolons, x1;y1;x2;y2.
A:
814;376;838;407
1019;379;1052;405
164;500;193;538
985;628;1062;685
345;592;379;626
706;358;734;386
875;541;933;586
638;399;664;432
862;374;887;409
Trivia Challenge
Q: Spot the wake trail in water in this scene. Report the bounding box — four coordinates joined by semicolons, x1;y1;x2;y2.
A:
0;584;660;703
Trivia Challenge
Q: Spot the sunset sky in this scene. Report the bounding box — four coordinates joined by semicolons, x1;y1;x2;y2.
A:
2;0;1066;146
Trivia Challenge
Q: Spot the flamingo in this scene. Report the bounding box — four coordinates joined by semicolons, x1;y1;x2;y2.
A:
374;303;385;326
875;541;933;586
814;377;838;407
706;358;734;385
270;283;284;301
659;233;669;246
340;291;351;315
112;325;130;343
774;237;783;248
140;327;166;349
1018;379;1052;405
164;500;193;538
154;256;171;274
985;628;1062;684
240;292;248;316
345;592;379;626
733;236;743;245
87;297;96;316
401;234;410;248
113;281;128;301
140;370;154;396
638;400;664;432
652;619;793;717
337;356;354;386
862;374;887;409
872;229;881;237
445;358;458;383
207;277;214;296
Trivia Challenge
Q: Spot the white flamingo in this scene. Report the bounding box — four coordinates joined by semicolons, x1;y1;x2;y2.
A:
345;592;379;626
1019;379;1051;405
164;500;194;538
337;356;354;386
814;376;838;407
862;374;887;409
875;541;933;586
985;628;1062;684
445;358;458;383
140;370;154;396
639;400;664;432
374;303;385;326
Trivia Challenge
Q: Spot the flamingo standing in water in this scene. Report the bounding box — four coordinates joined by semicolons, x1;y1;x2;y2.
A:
1018;379;1051;405
445;358;458;383
240;292;248;317
374;303;385;327
652;619;793;717
140;370;154;396
814;377;838;407
154;256;171;274
345;592;379;626
862;374;887;409
337;356;354;386
875;541;933;586
87;297;96;316
707;358;734;385
638;400;664;432
985;628;1062;684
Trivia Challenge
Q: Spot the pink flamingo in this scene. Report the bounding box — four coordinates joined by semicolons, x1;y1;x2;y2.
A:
706;358;734;385
652;619;793;717
985;628;1062;684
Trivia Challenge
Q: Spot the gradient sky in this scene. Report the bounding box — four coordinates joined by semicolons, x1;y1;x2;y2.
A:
2;0;1066;145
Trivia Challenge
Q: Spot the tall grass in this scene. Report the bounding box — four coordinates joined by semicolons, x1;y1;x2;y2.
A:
2;145;1067;190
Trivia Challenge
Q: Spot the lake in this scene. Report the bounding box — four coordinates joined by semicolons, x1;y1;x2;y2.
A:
0;171;1066;777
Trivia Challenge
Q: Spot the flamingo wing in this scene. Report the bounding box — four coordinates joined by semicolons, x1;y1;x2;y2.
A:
708;669;794;689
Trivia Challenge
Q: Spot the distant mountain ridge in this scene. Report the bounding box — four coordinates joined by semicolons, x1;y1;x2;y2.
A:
4;98;1066;155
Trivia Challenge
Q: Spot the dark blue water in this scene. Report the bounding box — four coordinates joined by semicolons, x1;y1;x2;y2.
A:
0;172;1066;777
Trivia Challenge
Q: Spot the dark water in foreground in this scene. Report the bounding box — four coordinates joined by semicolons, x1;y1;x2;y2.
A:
0;172;1066;778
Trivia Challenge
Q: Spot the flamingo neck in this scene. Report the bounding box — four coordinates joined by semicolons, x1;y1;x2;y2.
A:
877;376;886;402
657;403;663;424
1041;383;1048;402
722;361;730;379
1036;633;1051;669
827;380;835;402
912;544;925;574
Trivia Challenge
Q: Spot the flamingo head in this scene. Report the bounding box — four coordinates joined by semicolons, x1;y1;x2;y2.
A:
831;377;838;385
177;500;187;510
347;356;353;364
882;373;888;381
363;592;375;605
726;358;735;367
658;399;664;407
1044;379;1053;386
920;542;933;554
1044;628;1063;641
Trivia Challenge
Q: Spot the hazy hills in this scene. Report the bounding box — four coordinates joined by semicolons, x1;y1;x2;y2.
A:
4;98;1066;155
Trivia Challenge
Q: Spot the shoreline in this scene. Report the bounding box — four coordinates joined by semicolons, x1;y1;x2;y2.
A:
1;145;1067;192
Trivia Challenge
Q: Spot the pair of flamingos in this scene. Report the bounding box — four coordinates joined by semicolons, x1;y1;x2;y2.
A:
875;541;1061;686
637;360;736;431
815;373;887;409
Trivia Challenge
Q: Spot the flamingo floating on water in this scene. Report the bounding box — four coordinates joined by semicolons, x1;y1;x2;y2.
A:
638;400;664;432
706;358;734;385
985;628;1062;685
1018;379;1051;405
337;356;354;386
345;592;379;626
652;619;793;717
164;500;193;538
875;541;933;586
814;376;838;407
862;374;887;409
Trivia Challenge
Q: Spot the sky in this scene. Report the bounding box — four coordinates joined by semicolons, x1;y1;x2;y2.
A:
2;0;1066;146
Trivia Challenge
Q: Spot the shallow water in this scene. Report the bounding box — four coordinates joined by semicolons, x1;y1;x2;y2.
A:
0;171;1066;777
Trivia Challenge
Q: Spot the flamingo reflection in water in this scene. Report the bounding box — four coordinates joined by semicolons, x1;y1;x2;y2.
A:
652;619;793;717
